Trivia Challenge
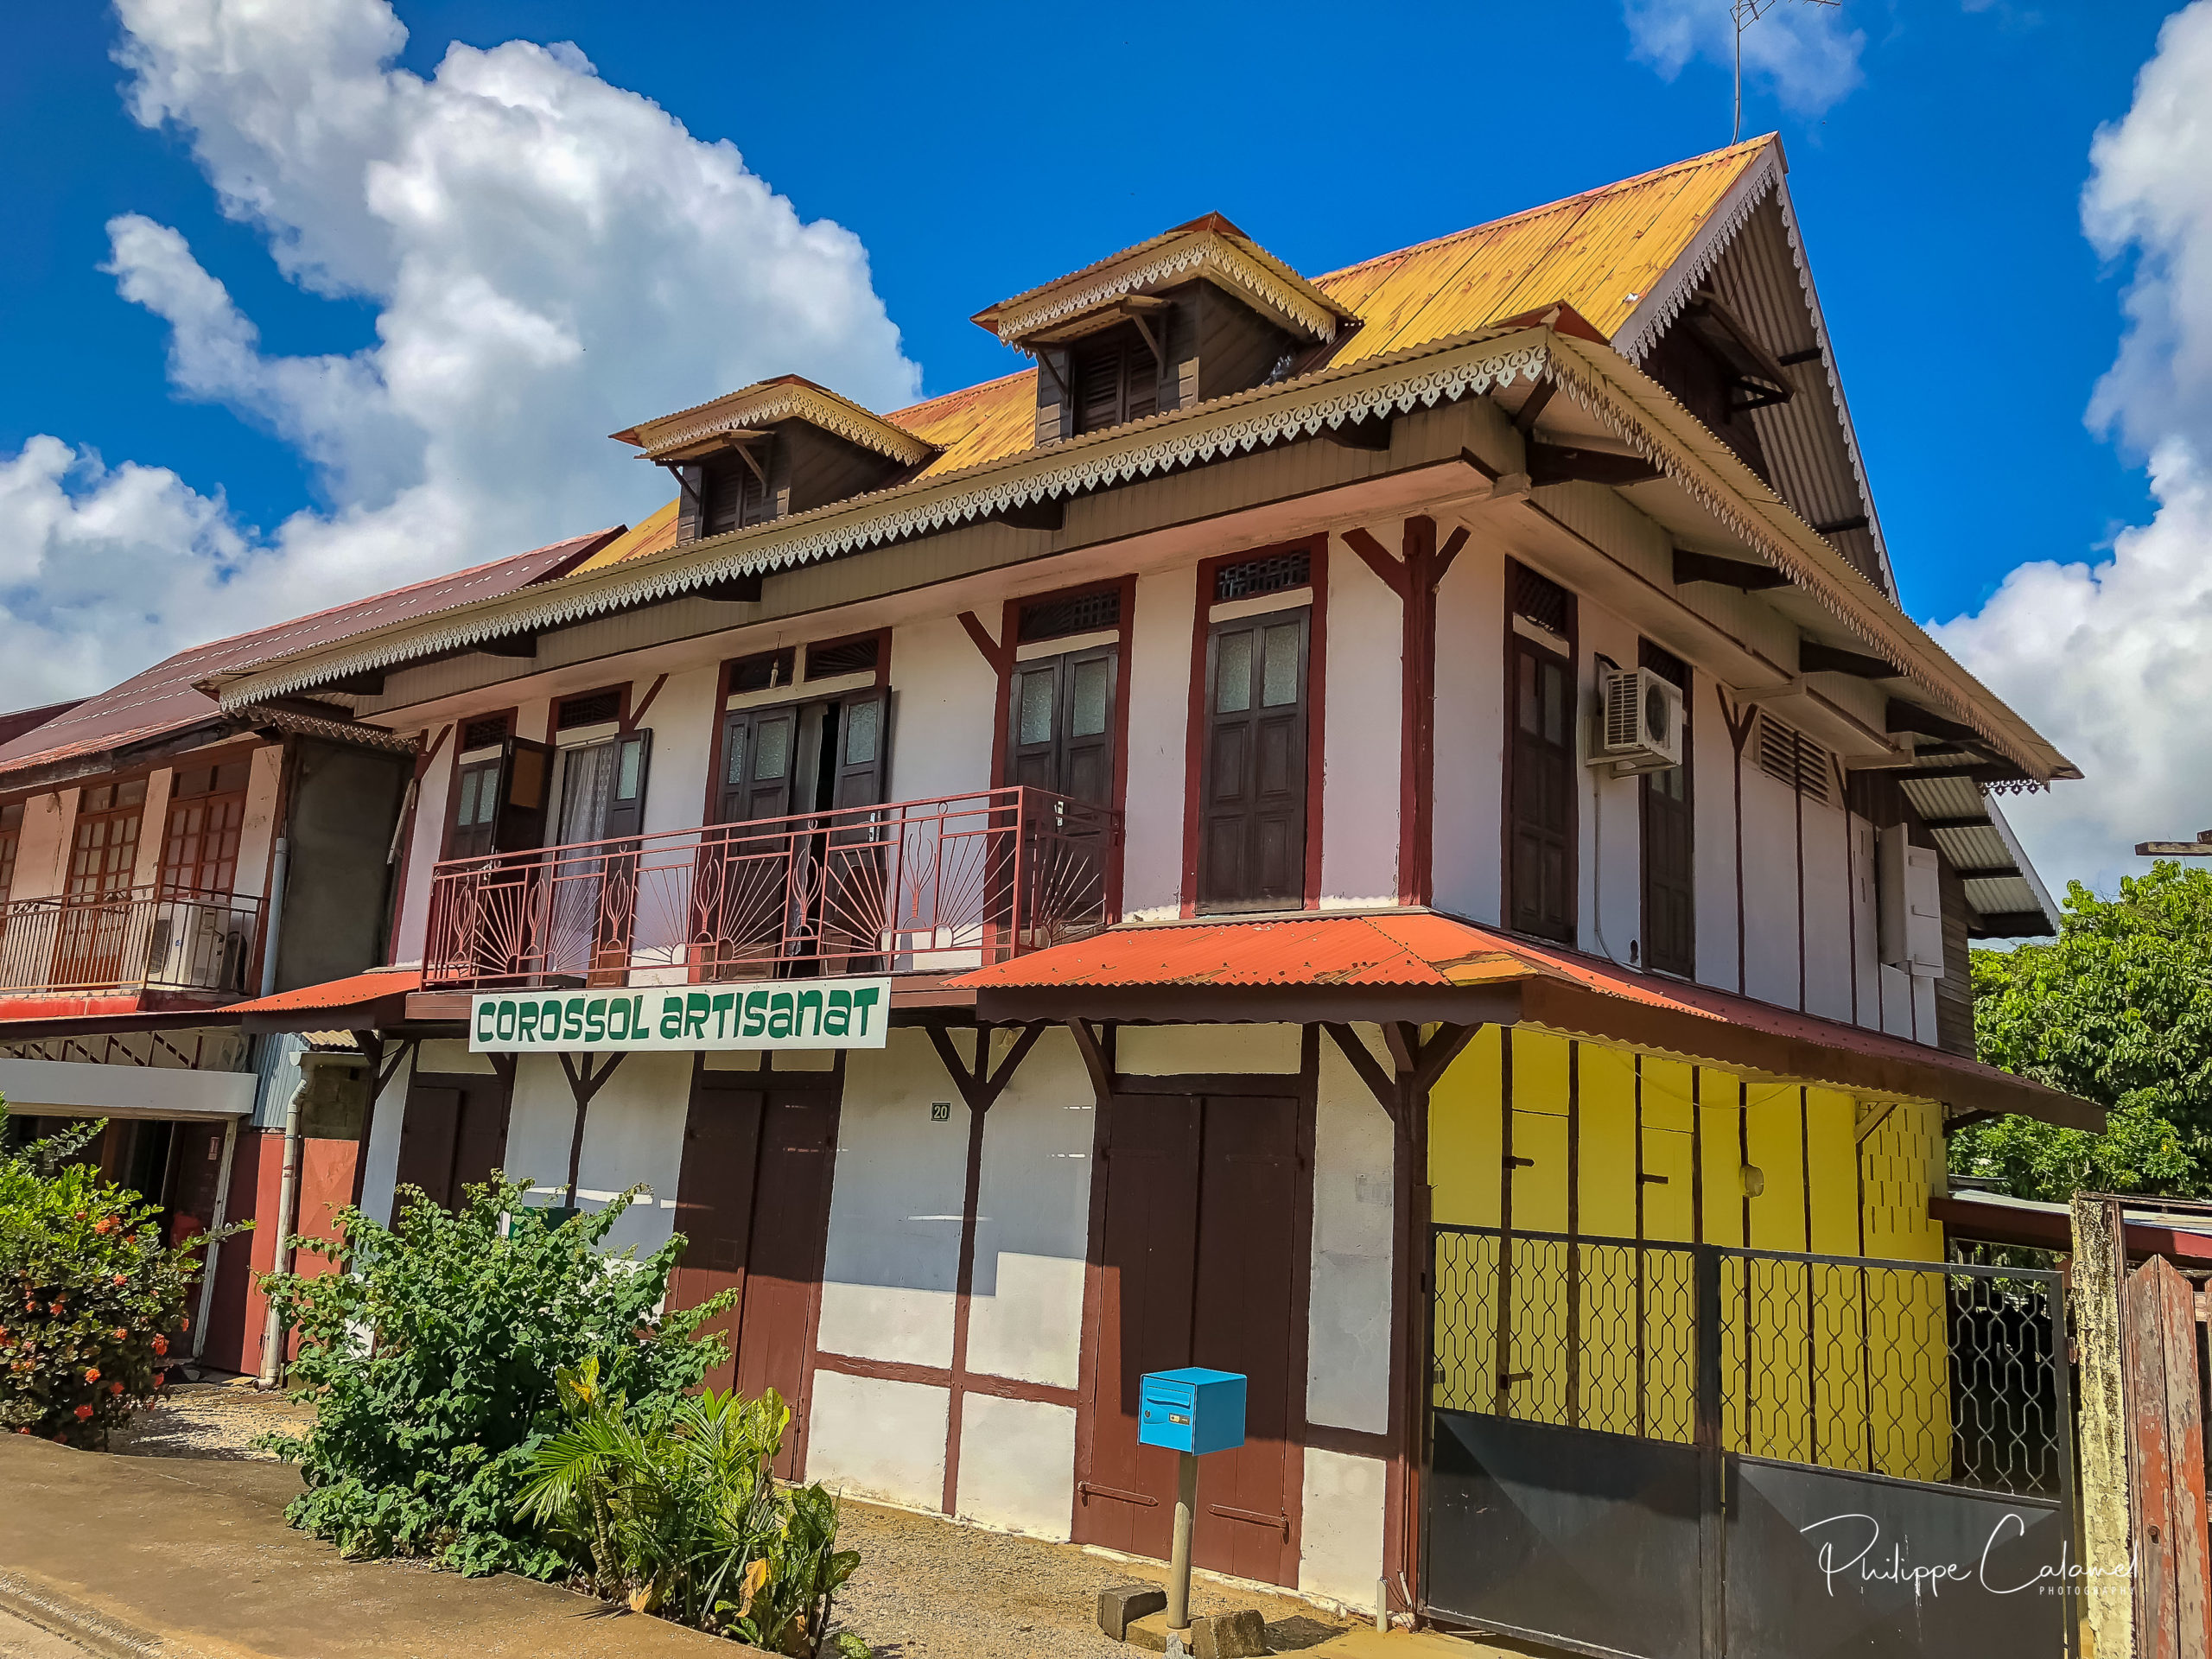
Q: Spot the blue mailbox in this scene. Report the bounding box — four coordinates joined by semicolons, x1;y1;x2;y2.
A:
1139;1368;1247;1456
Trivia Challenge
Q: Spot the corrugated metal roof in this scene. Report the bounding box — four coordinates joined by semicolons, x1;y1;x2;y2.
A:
0;531;617;782
949;912;2096;1127
226;968;421;1014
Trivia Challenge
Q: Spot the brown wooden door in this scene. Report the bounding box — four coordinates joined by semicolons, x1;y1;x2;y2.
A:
1077;1096;1202;1560
1639;645;1694;976
1007;646;1117;806
664;1077;839;1479
717;706;800;825
393;1076;511;1211
1076;1092;1303;1586
1508;634;1577;942
670;1081;766;1393
1198;612;1308;911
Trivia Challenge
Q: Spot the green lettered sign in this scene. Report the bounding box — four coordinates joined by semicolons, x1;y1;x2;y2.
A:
470;976;891;1053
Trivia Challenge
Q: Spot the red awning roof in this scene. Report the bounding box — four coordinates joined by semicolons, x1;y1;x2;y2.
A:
226;969;421;1033
949;913;2099;1131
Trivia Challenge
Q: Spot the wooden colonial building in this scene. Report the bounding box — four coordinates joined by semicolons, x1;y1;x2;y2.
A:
211;138;2094;1634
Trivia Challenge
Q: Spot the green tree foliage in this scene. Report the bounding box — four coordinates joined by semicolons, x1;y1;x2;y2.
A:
259;1177;734;1578
519;1359;867;1656
1951;863;2212;1200
0;1107;225;1446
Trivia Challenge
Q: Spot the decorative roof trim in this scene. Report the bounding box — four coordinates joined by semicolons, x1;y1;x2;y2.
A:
990;232;1347;346
1537;338;2056;781
213;331;1550;707
626;382;937;469
234;706;421;753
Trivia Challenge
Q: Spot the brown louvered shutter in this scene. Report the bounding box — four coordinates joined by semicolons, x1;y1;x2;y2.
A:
1076;346;1122;434
1198;611;1307;910
675;465;704;542
602;730;652;840
1506;563;1577;943
718;707;800;825
831;691;889;810
493;736;552;853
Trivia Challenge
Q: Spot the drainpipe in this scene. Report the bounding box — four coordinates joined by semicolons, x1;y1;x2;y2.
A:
191;1114;239;1366
257;1048;362;1389
258;835;289;999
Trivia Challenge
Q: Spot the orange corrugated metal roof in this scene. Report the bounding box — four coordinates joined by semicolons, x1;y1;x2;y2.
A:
226;968;421;1014
573;499;678;574
873;139;1770;486
947;912;2098;1129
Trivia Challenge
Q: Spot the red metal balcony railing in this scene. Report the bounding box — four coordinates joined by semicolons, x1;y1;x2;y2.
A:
422;786;1120;992
0;887;262;999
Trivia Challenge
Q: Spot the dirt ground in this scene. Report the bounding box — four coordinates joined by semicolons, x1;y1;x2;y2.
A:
107;1387;1354;1658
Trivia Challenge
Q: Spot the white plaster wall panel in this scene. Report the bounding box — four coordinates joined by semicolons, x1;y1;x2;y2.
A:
415;1039;495;1075
816;1030;964;1369
1692;680;1741;994
500;1055;580;1205
1880;963;1916;1040
356;1046;416;1226
964;1027;1095;1390
232;745;285;900
1122;569;1198;921
1309;1033;1393;1435
1429;535;1503;926
130;769;174;889
1738;762;1801;1008
1298;1447;1386;1611
636;664;719;836
776;1048;836;1071
1576;602;1643;966
1319;536;1402;909
954;1394;1077;1540
1118;1023;1301;1076
395;746;454;965
11;791;67;901
1800;793;1855;1023
885;615;995;808
574;1051;691;1258
806;1369;949;1510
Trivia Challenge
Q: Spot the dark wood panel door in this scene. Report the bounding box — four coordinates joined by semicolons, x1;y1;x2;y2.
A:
1199;612;1308;911
737;1092;838;1479
393;1084;461;1209
1508;636;1577;942
1191;1095;1301;1585
1007;646;1118;806
449;1081;512;1198
1076;1092;1303;1585
1077;1095;1202;1560
668;1080;766;1393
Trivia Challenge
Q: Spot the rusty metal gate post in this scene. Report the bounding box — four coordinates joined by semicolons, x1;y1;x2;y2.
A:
1695;1243;1725;1659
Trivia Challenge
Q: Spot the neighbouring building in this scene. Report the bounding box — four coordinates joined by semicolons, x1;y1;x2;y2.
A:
0;530;625;1376
206;138;2096;1650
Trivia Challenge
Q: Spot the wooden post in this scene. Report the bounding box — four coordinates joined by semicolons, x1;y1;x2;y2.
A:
2075;1192;2136;1659
2126;1255;2212;1659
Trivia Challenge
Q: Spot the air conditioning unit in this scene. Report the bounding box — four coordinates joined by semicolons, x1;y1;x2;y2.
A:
1592;667;1686;774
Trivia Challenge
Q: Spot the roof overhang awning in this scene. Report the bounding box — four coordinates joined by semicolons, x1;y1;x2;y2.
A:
1933;1189;2212;1263
948;913;2100;1132
226;968;422;1035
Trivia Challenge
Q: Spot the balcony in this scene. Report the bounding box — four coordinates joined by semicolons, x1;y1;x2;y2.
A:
0;887;262;1002
422;786;1119;992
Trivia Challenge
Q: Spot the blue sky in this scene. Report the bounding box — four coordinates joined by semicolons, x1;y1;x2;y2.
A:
1;0;2209;887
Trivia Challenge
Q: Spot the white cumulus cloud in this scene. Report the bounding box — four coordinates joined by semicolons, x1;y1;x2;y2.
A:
0;0;918;703
1623;0;1866;119
1933;1;2212;892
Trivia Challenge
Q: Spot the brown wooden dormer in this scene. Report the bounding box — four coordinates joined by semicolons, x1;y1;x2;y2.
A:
971;213;1359;447
611;376;939;546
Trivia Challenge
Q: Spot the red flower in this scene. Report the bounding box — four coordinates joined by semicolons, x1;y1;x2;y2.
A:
179;1316;189;1332
109;1382;123;1395
73;1405;92;1421
111;1274;127;1287
83;1367;99;1384
151;1372;166;1388
48;1301;64;1315
112;1328;129;1341
150;1336;168;1357
92;1217;118;1236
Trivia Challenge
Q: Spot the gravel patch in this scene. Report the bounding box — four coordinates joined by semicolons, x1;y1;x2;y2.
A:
108;1379;313;1461
826;1500;1350;1659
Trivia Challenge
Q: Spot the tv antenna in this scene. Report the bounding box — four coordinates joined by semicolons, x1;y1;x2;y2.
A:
1732;0;1840;143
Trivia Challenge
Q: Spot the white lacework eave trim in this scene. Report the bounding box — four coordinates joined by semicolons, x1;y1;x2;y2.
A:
1539;348;2046;780
216;340;1550;709
994;234;1341;344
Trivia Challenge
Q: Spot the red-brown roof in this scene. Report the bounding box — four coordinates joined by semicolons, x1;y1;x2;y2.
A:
0;531;620;783
226;969;422;1015
950;913;2098;1130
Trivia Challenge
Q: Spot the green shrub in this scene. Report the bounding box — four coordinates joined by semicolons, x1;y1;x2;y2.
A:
0;1108;224;1447
519;1359;866;1656
260;1177;733;1578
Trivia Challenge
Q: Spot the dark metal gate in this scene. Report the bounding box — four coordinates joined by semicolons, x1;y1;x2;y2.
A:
1424;1226;2075;1659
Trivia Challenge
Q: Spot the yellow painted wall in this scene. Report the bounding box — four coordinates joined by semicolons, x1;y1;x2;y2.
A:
1427;1029;1951;1480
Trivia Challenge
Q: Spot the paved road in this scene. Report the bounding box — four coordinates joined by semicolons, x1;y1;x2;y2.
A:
0;1607;84;1657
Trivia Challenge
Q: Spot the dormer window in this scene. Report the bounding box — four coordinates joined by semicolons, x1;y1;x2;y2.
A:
972;214;1358;448
1071;323;1161;435
611;377;938;548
